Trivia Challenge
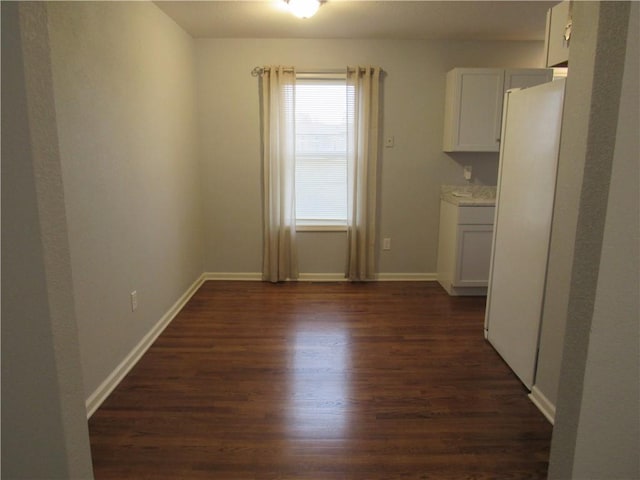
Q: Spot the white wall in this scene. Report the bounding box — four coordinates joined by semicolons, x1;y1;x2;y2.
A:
547;2;639;478
533;0;600;416
1;3;94;477
46;2;204;400
195;38;545;276
571;2;639;476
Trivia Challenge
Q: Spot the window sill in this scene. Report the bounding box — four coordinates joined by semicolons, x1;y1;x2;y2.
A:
296;221;348;232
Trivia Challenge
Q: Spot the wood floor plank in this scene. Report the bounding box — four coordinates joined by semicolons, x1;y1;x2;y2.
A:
89;281;551;479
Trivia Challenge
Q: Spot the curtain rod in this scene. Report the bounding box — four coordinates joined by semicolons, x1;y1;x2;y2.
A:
251;66;382;77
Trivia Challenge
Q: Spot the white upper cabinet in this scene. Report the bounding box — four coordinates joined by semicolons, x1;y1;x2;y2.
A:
544;0;571;67
442;68;553;152
443;69;504;153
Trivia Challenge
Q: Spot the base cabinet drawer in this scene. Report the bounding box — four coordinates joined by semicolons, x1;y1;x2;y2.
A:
458;206;495;224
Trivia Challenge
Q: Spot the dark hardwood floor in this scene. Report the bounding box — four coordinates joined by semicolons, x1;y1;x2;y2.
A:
89;281;552;479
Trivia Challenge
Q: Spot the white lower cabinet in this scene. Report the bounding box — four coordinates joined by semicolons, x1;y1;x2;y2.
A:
437;200;495;296
455;224;494;287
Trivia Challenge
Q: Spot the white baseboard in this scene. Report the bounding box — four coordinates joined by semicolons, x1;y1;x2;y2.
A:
298;273;347;282
529;385;556;425
203;272;437;282
85;273;206;418
204;272;262;281
376;273;437;281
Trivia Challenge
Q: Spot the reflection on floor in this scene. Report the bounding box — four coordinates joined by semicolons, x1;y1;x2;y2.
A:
289;327;350;439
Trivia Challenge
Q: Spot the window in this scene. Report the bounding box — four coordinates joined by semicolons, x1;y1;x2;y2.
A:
294;76;347;227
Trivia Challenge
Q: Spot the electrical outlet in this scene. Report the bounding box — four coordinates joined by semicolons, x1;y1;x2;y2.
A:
383;238;391;250
130;290;138;312
385;136;395;148
463;165;473;181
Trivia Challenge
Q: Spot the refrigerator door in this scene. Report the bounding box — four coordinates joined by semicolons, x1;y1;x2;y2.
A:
485;79;565;389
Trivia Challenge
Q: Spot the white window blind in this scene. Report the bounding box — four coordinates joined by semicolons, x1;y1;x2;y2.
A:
295;77;347;223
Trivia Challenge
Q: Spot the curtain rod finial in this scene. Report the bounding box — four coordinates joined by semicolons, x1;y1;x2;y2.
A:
251;67;264;77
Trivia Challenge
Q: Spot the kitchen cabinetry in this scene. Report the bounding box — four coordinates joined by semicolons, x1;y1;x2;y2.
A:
544;0;571;67
442;68;553;152
437;199;495;296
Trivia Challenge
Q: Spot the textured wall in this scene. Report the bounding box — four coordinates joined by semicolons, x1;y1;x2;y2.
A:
1;3;93;477
547;2;639;478
570;2;639;476
534;1;602;413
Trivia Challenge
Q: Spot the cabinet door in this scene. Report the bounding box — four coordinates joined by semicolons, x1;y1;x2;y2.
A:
453;224;493;287
544;0;570;67
505;69;553;91
443;68;504;152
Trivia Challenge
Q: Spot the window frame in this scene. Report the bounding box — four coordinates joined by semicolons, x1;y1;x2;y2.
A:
294;73;349;232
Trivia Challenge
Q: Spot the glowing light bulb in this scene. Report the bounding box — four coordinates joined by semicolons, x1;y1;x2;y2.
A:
286;0;320;18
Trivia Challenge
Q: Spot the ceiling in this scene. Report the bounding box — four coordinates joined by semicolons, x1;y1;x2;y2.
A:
155;0;556;41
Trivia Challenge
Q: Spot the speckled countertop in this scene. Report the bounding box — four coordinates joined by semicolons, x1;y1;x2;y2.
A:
441;185;497;206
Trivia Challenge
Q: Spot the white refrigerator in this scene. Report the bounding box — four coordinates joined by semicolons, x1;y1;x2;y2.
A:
485;79;566;389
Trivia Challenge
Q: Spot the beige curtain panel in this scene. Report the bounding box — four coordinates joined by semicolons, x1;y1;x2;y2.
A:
260;66;299;282
346;66;382;281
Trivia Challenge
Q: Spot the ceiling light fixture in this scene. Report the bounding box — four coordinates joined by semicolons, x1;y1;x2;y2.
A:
284;0;321;19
